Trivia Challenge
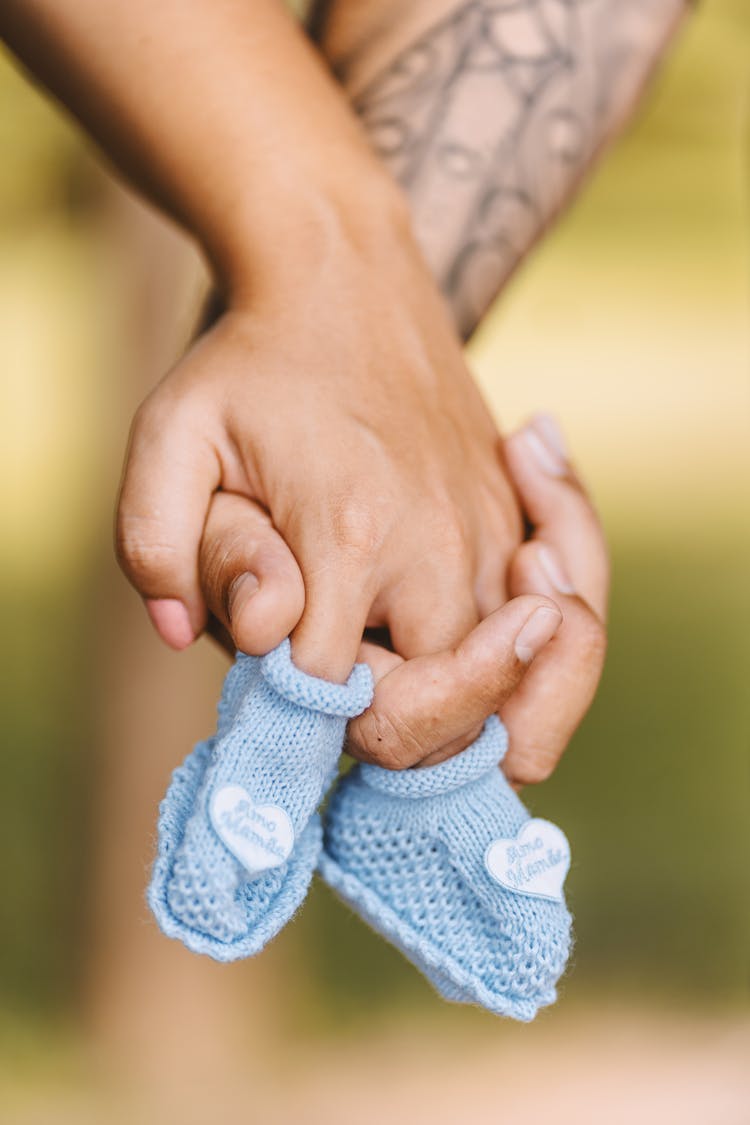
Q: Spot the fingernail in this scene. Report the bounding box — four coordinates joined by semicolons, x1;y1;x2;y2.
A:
227;572;260;622
145;598;195;651
515;606;562;663
537;544;576;595
532;413;568;461
521;427;567;477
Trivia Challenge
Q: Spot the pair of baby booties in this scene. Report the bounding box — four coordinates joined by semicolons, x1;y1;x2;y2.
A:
148;639;572;1021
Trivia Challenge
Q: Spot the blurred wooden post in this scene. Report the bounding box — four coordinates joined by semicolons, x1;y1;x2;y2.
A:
83;187;281;1097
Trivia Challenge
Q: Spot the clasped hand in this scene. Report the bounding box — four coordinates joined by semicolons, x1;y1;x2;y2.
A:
116;219;607;783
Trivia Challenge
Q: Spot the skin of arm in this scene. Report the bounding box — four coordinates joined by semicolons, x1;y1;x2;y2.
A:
1;0;397;297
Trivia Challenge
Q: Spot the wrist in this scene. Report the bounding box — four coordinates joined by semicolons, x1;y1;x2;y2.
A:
206;156;413;306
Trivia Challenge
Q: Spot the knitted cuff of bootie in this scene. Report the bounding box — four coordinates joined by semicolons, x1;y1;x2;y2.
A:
319;715;573;1021
148;639;373;962
359;718;507;798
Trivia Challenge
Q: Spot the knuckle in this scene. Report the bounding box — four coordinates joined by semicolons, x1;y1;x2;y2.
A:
199;528;243;601
513;540;541;574
560;484;602;536
355;707;426;770
115;517;180;587
130;392;166;440
564;467;596;508
506;547;536;595
329;494;384;559
461;657;517;710
505;745;559;787
132;384;206;448
577;614;608;666
432;507;471;567
480;474;524;545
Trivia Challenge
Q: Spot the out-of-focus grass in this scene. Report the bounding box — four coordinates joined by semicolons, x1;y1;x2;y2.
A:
0;0;748;1045
1;589;98;1016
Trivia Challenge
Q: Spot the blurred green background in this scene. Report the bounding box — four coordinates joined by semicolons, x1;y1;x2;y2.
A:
1;2;748;1122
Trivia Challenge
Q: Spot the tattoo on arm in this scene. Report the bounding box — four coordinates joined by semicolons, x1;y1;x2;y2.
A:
313;0;687;338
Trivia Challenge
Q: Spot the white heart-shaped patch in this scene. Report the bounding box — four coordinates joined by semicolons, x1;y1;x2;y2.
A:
485;818;570;902
209;784;294;878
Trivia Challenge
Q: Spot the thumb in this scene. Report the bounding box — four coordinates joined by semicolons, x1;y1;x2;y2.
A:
348;594;562;769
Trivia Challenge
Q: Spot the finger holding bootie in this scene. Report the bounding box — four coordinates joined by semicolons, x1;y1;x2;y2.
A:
319;714;572;1020
148;638;373;961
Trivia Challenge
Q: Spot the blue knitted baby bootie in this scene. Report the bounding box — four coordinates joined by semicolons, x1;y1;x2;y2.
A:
148;639;373;961
319;715;572;1020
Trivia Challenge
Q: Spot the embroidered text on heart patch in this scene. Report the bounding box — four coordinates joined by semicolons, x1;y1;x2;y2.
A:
210;784;294;877
485;818;570;902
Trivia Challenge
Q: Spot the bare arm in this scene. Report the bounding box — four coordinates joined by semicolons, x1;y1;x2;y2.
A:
0;0;403;297
1;0;524;680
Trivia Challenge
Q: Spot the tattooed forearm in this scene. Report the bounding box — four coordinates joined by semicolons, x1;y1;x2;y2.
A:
309;0;688;338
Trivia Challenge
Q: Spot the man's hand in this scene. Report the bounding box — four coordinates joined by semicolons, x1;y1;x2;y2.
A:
499;416;608;784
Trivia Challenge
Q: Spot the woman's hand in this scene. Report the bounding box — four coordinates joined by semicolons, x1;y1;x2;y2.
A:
0;0;521;680
117;216;522;681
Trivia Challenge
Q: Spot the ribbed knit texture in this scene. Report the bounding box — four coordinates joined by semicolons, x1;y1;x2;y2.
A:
319;715;572;1021
148;639;373;961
